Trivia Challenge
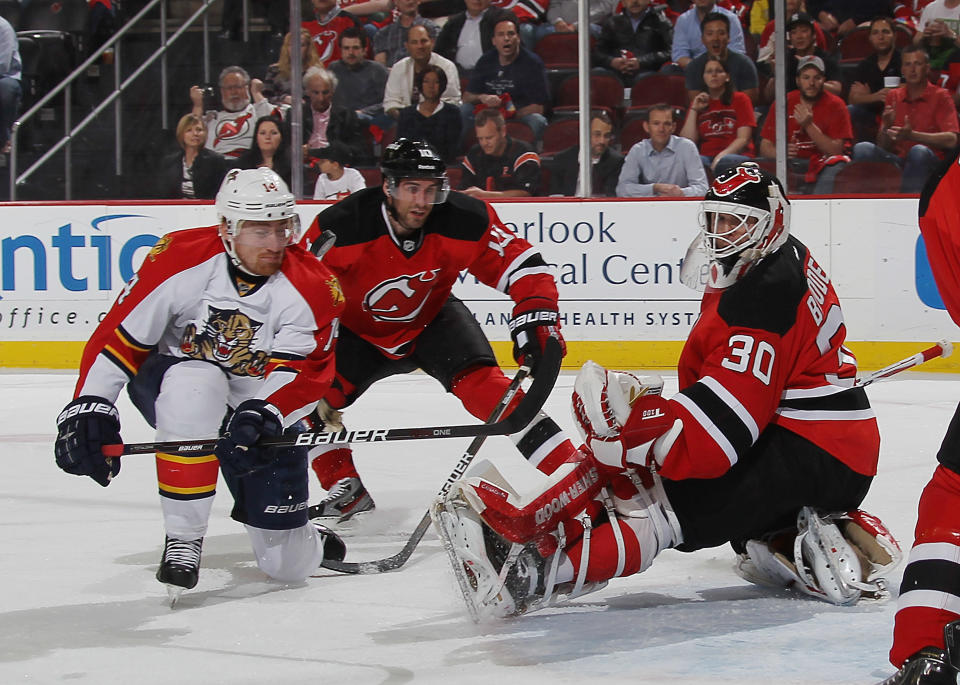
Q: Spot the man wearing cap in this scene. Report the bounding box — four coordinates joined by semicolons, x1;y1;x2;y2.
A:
852;44;959;193
759;54;853;193
762;12;842;102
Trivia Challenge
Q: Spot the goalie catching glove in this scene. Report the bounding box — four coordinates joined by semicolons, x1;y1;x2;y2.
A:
215;399;284;478
55;396;122;487
509;297;565;375
571;360;682;473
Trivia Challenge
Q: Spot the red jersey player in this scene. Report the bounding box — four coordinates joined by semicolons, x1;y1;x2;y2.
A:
54;169;345;603
299;138;580;522
881;151;960;685
434;163;901;620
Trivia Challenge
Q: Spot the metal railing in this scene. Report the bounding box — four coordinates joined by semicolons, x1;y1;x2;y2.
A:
9;0;224;199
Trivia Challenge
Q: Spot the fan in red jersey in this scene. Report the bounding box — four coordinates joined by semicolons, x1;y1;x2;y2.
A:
433;162;901;620
299;138;581;524
881;150;960;685
54;169;346;604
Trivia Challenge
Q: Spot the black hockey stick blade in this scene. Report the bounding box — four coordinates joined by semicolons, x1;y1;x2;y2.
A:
103;337;562;457
319;367;531;574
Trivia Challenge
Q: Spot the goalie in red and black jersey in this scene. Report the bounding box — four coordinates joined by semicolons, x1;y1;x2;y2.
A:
299;138;582;523
434;162;902;621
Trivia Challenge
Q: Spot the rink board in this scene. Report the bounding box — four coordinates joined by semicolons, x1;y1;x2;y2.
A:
0;197;956;371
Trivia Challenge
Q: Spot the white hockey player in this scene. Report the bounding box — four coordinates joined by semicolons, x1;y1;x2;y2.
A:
54;169;345;603
434;163;901;619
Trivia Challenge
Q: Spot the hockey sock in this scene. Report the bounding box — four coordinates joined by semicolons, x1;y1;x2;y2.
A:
309;446;358;490
891;465;960;666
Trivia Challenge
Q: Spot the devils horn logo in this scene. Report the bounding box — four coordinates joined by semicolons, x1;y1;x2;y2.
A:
713;166;762;196
364;270;440;322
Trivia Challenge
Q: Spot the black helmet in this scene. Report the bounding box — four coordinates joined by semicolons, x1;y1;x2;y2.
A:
693;163;792;289
380;138;450;204
380;138;446;181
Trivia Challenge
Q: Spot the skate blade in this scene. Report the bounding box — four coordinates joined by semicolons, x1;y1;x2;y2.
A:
164;584;185;608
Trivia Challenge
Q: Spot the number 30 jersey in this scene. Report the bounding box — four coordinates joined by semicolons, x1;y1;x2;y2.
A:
660;235;880;481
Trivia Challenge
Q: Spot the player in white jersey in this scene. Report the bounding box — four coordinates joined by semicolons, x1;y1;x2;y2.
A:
54;169;346;602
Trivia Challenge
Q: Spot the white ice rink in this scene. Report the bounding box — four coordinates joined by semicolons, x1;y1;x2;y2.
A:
3;368;958;684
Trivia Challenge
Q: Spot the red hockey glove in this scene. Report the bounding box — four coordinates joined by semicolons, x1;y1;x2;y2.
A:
509;297;566;375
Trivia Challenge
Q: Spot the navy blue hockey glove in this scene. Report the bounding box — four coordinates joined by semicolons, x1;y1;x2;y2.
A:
55;396;122;487
509;298;566;375
216;400;284;478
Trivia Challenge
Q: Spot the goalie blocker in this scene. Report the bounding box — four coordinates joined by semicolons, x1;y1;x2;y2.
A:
436;360;902;619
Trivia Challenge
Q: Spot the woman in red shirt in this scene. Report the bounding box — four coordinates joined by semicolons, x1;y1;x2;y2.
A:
680;55;757;176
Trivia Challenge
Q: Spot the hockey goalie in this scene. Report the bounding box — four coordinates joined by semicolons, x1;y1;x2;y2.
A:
433;163;902;620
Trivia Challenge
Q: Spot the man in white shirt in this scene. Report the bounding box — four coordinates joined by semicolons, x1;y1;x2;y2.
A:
312;144;367;200
434;0;516;75
915;0;960;50
383;25;461;118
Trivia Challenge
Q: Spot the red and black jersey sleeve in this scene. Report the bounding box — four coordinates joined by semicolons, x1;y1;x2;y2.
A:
919;149;960;327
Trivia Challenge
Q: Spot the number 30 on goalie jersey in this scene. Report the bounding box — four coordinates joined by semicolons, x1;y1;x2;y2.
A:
661;237;878;481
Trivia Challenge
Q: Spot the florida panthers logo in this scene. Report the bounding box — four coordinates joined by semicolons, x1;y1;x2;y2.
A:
712;166;762;196
364;270;440;322
180;305;268;377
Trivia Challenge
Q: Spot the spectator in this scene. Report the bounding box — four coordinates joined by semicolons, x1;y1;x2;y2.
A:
756;0;829;64
847;16;903;143
329;26;392;129
812;0;895;37
459;108;541;197
383;25;462;119
759;55;852;194
672;0;747;69
397;64;463;162
852;45;959;192
544;0;617;41
303;0;365;66
302;66;368;165
593;0;674;86
434;0;515;75
914;0;960;69
262;29;323;106
616;103;710;197
312;143;367;200
490;0;550;49
373;0;439;67
895;0;939;32
761;12;843;102
680;55;756;175
158;114;229;199
0;16;20;155
685;12;759;104
190;66;274;159
235;115;293;188
463;14;550;141
548;110;624;197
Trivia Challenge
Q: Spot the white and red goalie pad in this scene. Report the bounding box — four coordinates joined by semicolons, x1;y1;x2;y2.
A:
453;454;605;545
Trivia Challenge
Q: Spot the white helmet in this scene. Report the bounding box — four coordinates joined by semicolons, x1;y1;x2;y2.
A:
680;163;791;291
215;168;300;270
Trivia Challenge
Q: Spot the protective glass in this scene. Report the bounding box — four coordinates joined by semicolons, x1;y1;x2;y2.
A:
386;177;450;204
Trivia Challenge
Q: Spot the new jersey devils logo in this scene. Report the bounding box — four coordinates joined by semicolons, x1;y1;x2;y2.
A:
214;112;253;148
364;270;440;322
712;166;762;196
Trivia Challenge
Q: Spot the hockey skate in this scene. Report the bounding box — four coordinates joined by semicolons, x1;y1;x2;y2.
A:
878;621;960;684
308;476;375;522
156;536;203;607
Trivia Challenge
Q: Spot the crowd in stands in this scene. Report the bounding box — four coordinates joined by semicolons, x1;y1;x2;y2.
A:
132;0;960;199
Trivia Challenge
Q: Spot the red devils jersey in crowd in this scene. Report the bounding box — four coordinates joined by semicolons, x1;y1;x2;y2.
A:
303;9;365;66
490;0;547;22
301;187;558;357
74;227;343;423
658;235;880;481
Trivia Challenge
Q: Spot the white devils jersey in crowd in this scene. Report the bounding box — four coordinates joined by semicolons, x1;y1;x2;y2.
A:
74;226;344;424
205;99;274;158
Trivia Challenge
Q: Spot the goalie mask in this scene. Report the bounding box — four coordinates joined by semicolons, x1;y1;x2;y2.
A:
680;163;791;291
380;137;450;205
215;168;300;273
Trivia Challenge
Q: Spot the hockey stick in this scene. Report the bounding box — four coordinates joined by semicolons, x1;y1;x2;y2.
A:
320;363;532;575
856;340;953;387
102;337;561;457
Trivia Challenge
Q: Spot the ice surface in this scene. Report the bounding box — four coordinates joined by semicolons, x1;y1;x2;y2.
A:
2;370;957;684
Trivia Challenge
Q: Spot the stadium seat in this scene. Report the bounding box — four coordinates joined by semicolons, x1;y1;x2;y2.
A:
620;115;649;152
553;73;625;123
629;73;687;111
505;120;535;144
534;32;592;69
830;161;903;195
837;27;873;63
0;0;21;29
446;165;462;190
357;167;381;187
19;0;87;33
541;118;581;156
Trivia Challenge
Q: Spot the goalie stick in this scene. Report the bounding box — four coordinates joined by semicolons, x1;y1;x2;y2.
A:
101;337;561;456
856;340;953;387
320;364;531;575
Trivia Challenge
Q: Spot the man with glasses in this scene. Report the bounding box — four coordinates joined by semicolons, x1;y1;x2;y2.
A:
54;169;346;603
189;65;274;158
299;138;581;524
